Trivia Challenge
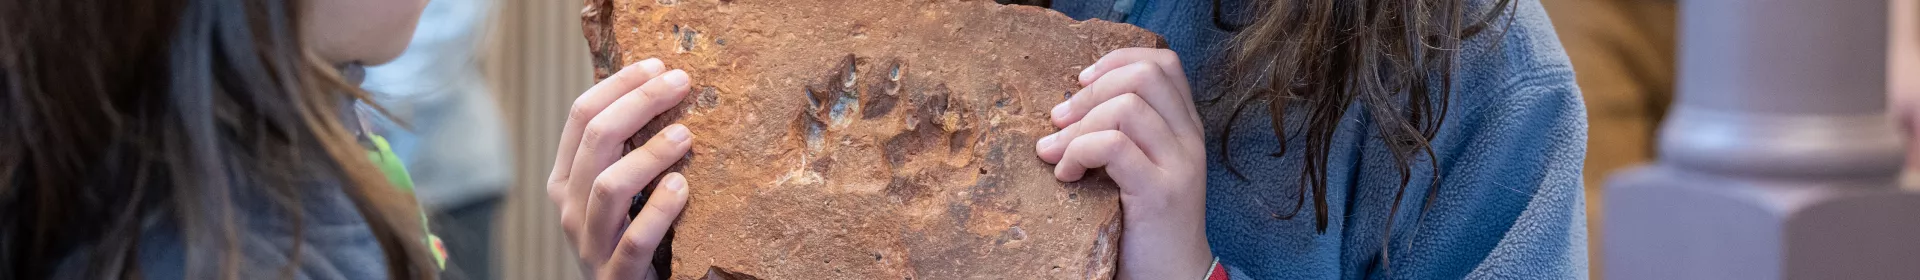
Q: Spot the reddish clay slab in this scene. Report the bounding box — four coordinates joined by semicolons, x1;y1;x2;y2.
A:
582;0;1162;279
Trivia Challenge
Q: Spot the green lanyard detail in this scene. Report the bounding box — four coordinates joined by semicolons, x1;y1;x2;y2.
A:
364;133;449;270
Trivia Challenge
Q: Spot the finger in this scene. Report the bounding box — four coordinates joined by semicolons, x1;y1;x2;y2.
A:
551;59;665;194
602;173;691;280
1054;61;1201;137
566;69;693;214
582;124;693;263
1037;93;1179;165
1078;48;1187;93
1054;130;1160;186
552;59;664;248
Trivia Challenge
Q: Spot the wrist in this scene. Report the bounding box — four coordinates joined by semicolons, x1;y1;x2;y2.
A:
1115;214;1212;280
1187;239;1215;280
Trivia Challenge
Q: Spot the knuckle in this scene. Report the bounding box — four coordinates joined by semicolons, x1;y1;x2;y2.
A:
1136;58;1167;71
651;194;688;214
1065;132;1101;152
631;86;661;103
1151;49;1180;62
1099;48;1133;61
1109;64;1161;88
1107;136;1133;155
591;175;628;199
1086;131;1132;152
1113;94;1149;113
640;202;671;219
645;140;687;161
1113;62;1155;79
546;182;566;202
1100;136;1132;157
617;65;647;80
582;122;619;147
1086;94;1143;121
560;213;583;234
648;89;689;108
1127;62;1167;82
607;66;635;81
569;97;601;123
610;64;654;84
1084;130;1122;142
1060;131;1129;169
548;171;575;187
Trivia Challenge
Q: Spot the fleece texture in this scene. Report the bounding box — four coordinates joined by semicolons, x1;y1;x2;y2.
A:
1050;0;1589;279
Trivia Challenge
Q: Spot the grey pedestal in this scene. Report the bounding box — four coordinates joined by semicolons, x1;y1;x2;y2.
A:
1602;0;1920;279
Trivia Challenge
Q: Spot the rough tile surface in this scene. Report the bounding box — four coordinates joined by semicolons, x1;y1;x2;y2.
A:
582;0;1162;279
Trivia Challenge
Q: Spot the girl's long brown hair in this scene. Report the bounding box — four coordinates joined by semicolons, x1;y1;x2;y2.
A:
1214;0;1512;274
1218;0;1511;229
0;0;435;279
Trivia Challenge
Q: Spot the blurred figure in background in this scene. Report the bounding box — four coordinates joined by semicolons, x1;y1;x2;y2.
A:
360;0;510;279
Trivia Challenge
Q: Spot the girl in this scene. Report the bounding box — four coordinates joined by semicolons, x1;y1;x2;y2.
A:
554;0;1586;279
2;0;1581;279
3;0;438;279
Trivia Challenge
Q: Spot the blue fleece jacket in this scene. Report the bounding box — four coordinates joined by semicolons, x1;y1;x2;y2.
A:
1050;0;1589;279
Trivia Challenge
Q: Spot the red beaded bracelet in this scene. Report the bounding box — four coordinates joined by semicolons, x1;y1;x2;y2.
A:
1206;257;1229;280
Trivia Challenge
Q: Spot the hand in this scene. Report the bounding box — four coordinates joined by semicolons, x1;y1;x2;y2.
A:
1037;48;1212;280
547;58;696;280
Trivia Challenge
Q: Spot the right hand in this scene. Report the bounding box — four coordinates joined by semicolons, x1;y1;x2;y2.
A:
547;58;696;280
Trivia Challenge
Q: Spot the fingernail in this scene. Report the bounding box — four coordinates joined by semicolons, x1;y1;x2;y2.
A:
640;58;665;73
661;70;690;87
1037;133;1057;148
1078;65;1096;80
1051;100;1071;120
665;124;691;143
664;174;686;191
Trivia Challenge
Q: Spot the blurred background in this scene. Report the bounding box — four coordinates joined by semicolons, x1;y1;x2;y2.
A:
376;0;1915;279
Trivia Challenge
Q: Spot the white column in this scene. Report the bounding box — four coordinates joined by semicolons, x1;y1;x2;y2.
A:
488;0;594;279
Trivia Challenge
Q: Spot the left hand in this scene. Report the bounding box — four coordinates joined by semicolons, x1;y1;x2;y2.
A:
547;58;695;280
1036;48;1212;280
